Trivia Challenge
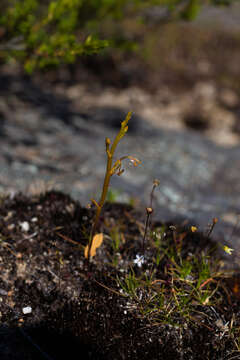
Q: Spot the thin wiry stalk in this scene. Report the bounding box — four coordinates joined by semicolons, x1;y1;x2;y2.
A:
142;179;159;252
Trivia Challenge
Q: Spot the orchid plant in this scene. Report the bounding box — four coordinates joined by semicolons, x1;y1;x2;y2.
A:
84;112;141;260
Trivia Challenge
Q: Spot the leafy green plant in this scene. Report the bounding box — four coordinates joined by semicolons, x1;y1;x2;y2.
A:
84;112;140;260
115;222;227;328
0;0;237;72
117;268;142;300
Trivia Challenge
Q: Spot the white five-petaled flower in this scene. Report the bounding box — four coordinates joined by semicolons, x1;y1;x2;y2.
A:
133;254;145;268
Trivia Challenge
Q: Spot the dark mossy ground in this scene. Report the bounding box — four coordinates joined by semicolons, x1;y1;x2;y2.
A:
0;190;240;360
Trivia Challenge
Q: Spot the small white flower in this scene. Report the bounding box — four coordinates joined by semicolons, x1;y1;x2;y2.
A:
133;255;145;268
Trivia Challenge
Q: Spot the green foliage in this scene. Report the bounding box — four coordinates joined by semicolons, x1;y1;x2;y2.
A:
116;230;222;326
0;0;237;72
117;269;142;300
0;0;114;72
181;0;201;21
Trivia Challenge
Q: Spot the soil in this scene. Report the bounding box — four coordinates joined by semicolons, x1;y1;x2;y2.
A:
0;190;240;360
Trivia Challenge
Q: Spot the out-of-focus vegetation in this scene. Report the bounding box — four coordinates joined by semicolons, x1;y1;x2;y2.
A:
0;0;237;73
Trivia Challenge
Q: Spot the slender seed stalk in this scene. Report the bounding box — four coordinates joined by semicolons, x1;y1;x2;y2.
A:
142;209;152;253
206;217;218;238
142;180;159;253
87;112;140;260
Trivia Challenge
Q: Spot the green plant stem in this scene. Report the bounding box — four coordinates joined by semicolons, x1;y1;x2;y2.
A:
87;112;132;260
87;149;113;260
142;212;150;253
86;112;137;262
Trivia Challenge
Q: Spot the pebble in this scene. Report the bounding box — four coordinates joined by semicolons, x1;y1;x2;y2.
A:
22;306;32;314
19;221;30;232
0;289;8;296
